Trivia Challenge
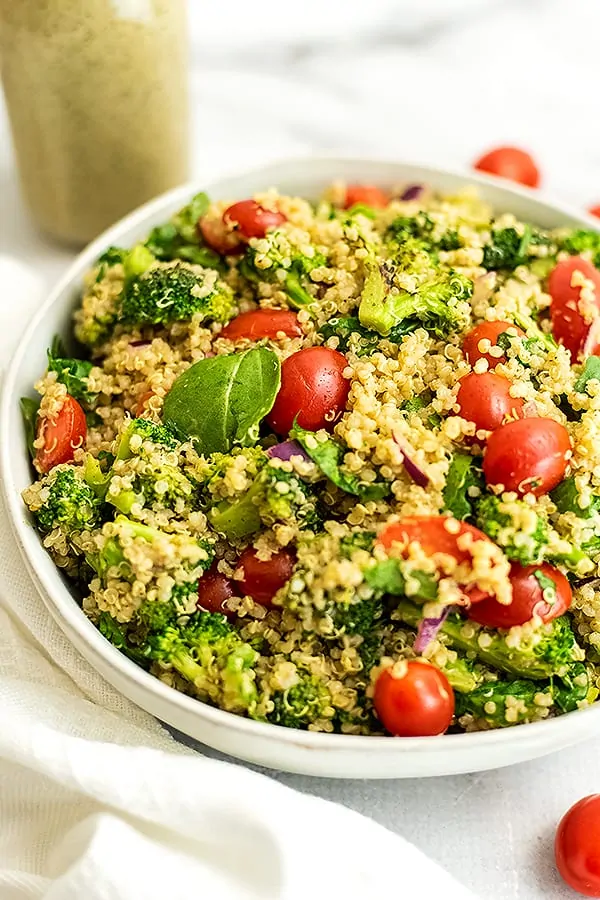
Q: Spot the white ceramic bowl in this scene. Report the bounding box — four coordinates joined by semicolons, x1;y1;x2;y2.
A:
3;157;600;779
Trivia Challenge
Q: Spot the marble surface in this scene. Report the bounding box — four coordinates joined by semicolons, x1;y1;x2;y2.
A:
2;1;600;897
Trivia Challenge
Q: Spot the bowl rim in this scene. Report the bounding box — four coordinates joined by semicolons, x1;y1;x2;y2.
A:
4;153;600;759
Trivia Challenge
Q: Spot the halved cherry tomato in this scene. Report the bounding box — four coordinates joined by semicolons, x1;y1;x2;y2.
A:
589;207;600;220
373;660;454;737
549;256;600;360
377;517;498;603
237;547;296;607
223;200;287;241
483;417;571;497
468;562;572;629
474;146;540;188
456;372;525;436
199;215;244;256
35;394;87;474
556;795;600;897
220;309;302;342
197;565;237;616
343;185;389;209
266;346;350;436
462;321;525;369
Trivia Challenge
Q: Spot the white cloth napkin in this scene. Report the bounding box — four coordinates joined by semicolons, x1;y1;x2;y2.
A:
0;257;476;900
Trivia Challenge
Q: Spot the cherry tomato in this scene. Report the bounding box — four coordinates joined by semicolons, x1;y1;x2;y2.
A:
35;394;87;474
456;372;525;436
223;200;287;241
136;390;155;417
197;565;237;617
483;417;571;497
468;562;572;629
589;207;600;220
474;146;540;188
549;256;600;360
462;320;525;369
199;215;244;256
220;309;302;342
237;547;296;606
343;185;389;209
556;795;600;897
266;346;350;436
378;516;497;603
373;660;454;737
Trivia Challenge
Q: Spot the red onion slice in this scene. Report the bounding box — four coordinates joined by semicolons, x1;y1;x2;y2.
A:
393;432;429;487
266;440;309;462
400;184;424;202
414;607;450;653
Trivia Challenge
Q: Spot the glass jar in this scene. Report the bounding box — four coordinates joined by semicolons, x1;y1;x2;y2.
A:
0;0;189;246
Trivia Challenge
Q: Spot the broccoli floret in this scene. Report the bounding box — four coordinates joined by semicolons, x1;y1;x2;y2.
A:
559;229;600;267
115;418;179;460
441;655;489;694
119;261;235;327
358;258;472;338
208;459;321;540
240;232;326;308
482;225;555;271
455;679;555;727
33;465;103;535
95;246;127;282
475;494;548;565
395;599;583;680
266;670;334;729
385;213;460;255
146;611;258;713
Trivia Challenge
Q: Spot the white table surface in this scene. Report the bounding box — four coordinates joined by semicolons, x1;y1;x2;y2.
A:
2;1;600;897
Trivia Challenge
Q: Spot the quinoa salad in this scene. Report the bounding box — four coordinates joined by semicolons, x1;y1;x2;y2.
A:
21;181;600;737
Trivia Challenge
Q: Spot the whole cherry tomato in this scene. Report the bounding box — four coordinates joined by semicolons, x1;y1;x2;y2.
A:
474;146;540;188
483;417;571;497
373;660;455;737
377;516;499;603
220;309;302;342
223;200;287;241
197;565;237;617
456;372;525;435
344;185;389;209
589;206;600;220
237;547;296;606
549;256;600;360
556;795;600;897
468;562;572;629
35;394;87;474
266;346;350;436
462;320;525;369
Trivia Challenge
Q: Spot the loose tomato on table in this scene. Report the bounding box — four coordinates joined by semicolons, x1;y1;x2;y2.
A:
483;417;571;497
377;516;498;603
236;547;296;606
223;200;287;240
589;206;600;220
456;372;525;435
474;146;540;188
219;309;302;342
467;562;572;629
549;256;600;360
343;185;389;209
266;346;350;436
462;321;525;369
556;795;600;897
373;660;454;737
197;565;237;616
35;394;87;474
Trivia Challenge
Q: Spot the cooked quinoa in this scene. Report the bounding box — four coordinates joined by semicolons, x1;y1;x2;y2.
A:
21;181;600;736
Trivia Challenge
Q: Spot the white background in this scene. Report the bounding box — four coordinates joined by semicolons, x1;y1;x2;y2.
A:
2;1;600;896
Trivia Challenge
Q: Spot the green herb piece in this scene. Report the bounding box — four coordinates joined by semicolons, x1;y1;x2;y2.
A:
163;348;281;455
290;422;391;501
551;476;600;518
443;453;483;520
364;559;438;600
47;336;96;407
574;357;600;394
20;397;39;460
173;192;210;244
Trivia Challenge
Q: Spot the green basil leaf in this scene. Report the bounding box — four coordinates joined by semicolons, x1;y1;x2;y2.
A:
163;348;281;454
364;559;438;600
291;422;390;501
574;357;600;394
443;453;483;520
47;338;96;407
20;397;39;460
